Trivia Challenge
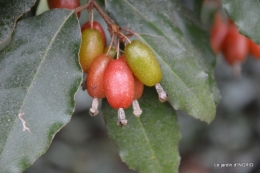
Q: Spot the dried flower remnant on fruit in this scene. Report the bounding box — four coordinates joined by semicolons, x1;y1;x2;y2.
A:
89;98;99;116
117;108;128;126
132;100;142;117
155;83;168;102
132;76;144;117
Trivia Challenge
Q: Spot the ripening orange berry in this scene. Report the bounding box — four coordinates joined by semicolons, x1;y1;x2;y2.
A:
247;38;260;59
221;22;248;65
210;12;228;54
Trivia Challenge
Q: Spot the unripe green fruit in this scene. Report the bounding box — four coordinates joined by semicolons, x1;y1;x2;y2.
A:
79;29;104;73
124;40;162;86
81;21;107;47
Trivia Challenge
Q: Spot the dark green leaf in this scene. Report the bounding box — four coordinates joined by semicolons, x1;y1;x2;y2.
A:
105;0;219;123
194;0;204;19
221;0;260;43
0;0;36;43
181;0;204;20
0;9;81;172
102;87;181;173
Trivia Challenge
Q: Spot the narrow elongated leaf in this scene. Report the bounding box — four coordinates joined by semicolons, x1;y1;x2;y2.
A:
221;0;260;43
102;87;181;173
105;0;219;123
0;9;81;172
0;0;36;43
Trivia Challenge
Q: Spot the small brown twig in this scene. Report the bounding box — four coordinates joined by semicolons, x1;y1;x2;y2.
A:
76;0;137;47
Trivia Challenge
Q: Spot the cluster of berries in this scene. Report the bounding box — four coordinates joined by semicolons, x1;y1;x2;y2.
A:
210;12;260;68
47;0;167;125
79;20;167;126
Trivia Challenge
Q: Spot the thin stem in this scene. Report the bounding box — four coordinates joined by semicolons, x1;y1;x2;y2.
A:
116;38;120;59
74;0;93;13
92;1;114;26
106;33;115;56
118;32;132;44
90;10;94;29
119;26;137;36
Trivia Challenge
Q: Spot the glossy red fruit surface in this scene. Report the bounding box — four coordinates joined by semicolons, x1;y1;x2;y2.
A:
81;21;107;47
248;38;260;59
120;55;144;100
210;12;228;54
48;0;80;17
86;54;112;98
104;59;134;109
133;77;144;100
221;23;248;65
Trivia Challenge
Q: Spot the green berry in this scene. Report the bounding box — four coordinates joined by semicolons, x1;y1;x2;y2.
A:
79;29;104;73
124;40;162;86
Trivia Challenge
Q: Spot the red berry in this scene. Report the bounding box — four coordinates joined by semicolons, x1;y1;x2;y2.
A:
210;12;228;54
248;38;260;59
81;21;107;47
86;54;112;98
48;0;80;17
221;22;248;65
133;77;144;100
104;59;134;109
120;54;144;100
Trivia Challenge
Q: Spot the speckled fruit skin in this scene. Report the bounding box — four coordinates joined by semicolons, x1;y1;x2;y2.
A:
133;77;144;100
86;54;112;98
81;21;106;47
119;55;144;99
221;23;248;65
48;0;80;17
79;29;104;73
210;12;228;54
124;40;162;87
248;38;260;59
104;59;134;109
